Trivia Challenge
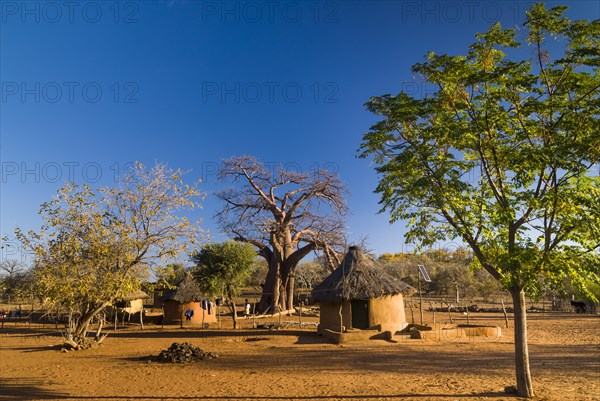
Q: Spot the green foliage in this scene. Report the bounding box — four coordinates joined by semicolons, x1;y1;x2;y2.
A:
360;3;600;299
154;263;189;290
295;261;328;289
581;282;600;302
191;241;257;299
376;248;501;300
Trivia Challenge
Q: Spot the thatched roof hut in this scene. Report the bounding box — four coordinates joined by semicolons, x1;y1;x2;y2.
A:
159;274;216;326
160;274;204;304
312;246;414;302
113;290;150;314
120;290;150;302
312;246;414;336
110;290;150;327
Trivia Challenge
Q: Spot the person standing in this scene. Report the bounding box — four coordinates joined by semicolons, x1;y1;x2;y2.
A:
244;299;251;317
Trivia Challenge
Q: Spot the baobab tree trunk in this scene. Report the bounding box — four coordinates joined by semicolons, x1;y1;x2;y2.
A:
273;273;282;311
257;231;319;313
510;287;535;398
259;260;277;313
265;262;300;312
259;261;298;313
271;241;285;312
286;272;295;311
279;264;291;312
259;240;288;313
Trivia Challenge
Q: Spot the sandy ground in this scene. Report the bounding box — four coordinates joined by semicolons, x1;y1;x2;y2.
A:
0;311;599;401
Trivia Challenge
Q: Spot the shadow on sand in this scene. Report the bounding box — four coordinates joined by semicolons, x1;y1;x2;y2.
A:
0;378;68;400
0;377;513;400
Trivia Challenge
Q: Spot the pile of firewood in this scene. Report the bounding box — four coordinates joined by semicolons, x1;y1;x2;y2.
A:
155;342;217;364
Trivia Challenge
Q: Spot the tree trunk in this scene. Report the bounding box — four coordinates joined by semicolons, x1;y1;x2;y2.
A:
67;302;110;347
72;313;94;344
258;261;277;313
278;281;287;312
510;287;535;398
257;233;311;313
279;263;290;312
286;273;295;311
229;301;238;329
259;260;287;313
273;271;281;312
94;316;104;342
275;267;297;312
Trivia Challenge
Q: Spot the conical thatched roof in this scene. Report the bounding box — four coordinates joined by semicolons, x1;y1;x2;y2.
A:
161;274;204;303
312;246;415;303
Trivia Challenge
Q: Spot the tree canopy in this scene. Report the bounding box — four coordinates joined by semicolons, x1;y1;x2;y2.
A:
191;241;257;328
215;156;348;312
16;162;201;347
154;263;189;290
359;4;599;397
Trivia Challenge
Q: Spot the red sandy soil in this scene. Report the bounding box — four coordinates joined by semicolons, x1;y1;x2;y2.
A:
0;311;599;401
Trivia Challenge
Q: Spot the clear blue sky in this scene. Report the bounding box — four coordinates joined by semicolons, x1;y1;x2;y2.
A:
1;1;598;262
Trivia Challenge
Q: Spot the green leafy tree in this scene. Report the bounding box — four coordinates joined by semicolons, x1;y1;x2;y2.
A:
154;263;188;290
16;163;201;348
141;263;190;300
359;4;599;397
430;263;474;300
191;241;257;329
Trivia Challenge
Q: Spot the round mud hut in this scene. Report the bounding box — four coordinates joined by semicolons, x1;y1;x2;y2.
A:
312;246;415;335
160;275;216;326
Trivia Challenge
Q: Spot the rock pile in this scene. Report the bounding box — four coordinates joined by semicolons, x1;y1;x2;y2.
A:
155;342;217;364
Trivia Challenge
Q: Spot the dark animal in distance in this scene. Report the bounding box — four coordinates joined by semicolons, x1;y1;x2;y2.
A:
571;300;587;314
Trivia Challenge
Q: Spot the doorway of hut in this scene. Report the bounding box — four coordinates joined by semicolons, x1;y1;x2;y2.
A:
351;300;369;329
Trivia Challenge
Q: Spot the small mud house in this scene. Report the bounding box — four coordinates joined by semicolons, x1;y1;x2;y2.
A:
112;290;150;322
108;290;151;329
159;275;217;326
115;290;150;315
312;246;415;334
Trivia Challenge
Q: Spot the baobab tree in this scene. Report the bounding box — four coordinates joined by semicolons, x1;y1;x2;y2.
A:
216;156;347;312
